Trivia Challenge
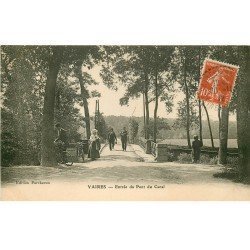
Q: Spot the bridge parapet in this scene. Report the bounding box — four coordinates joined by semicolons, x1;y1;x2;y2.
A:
137;138;238;162
156;144;238;162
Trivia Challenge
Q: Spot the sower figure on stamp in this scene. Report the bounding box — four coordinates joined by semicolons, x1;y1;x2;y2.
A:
207;67;231;101
54;123;69;163
108;128;117;151
88;129;101;160
120;127;128;151
192;135;203;163
207;69;221;98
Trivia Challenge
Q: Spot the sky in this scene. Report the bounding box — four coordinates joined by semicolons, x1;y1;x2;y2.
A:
80;65;236;122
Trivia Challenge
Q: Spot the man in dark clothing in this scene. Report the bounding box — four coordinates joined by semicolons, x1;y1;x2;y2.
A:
54;123;69;163
108;128;117;151
192;135;203;163
120;127;128;151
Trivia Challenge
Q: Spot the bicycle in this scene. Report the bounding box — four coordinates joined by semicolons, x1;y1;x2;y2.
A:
76;140;90;162
54;140;73;166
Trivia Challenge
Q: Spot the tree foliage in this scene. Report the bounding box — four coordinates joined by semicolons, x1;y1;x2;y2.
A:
128;118;139;143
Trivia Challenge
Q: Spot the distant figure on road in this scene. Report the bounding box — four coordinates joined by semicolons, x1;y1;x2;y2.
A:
108;128;117;151
88;129;101;160
120;127;128;151
192;135;203;163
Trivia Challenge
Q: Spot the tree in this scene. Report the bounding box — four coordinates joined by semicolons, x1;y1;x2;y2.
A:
2;46;101;167
143;118;171;139
101;46;152;139
73;60;99;139
174;99;199;142
197;46;203;143
202;102;215;148
210;46;239;164
170;46;202;147
55;68;82;142
183;48;191;147
148;46;174;142
218;106;229;164
1;46;47;166
1;108;19;166
128;118;139;143
236;46;250;178
41;46;63;166
40;45;100;166
97;113;109;141
101;46;174;142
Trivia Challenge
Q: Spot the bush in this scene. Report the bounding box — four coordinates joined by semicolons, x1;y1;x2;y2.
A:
200;155;211;164
210;156;218;165
165;152;175;162
1;131;18;167
198;155;238;166
227;156;239;168
177;153;192;163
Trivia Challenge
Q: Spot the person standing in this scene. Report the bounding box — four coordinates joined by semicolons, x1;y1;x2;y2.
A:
108;128;117;151
120;127;128;151
88;129;101;160
192;135;203;163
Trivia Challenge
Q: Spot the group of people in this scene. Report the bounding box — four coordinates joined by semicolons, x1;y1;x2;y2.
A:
54;123;128;162
88;127;128;160
107;127;128;151
55;122;203;163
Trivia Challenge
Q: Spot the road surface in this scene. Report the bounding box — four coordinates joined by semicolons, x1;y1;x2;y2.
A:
1;141;250;200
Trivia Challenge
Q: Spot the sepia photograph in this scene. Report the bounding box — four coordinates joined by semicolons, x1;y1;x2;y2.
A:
1;1;250;250
1;45;250;200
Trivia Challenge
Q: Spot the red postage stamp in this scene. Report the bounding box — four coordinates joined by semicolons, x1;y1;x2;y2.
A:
197;59;239;107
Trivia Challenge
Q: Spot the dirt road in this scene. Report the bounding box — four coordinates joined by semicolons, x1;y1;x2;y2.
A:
1;142;250;200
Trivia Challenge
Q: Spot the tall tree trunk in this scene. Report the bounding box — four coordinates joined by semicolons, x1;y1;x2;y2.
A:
153;72;158;143
80;82;91;138
218;106;229;164
143;92;146;139
41;47;62;166
55;86;61;110
82;97;91;139
197;46;203;142
218;105;221;140
198;99;203;142
237;46;250;178
183;56;191;148
202;102;214;149
75;63;91;139
144;72;150;139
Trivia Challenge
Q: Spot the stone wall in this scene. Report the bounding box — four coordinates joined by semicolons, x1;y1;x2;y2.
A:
156;143;238;162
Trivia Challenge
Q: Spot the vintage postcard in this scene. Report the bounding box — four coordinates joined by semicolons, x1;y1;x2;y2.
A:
1;45;250;200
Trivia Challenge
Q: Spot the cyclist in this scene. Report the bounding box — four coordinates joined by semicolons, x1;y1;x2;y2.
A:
54;123;69;163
